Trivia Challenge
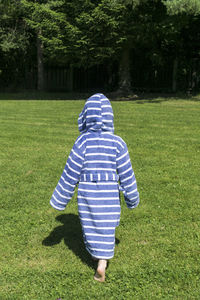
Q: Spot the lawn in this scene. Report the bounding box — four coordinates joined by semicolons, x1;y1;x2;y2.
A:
0;96;199;299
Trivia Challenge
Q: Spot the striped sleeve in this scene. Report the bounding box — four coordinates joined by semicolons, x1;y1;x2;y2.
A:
50;143;84;211
116;140;139;209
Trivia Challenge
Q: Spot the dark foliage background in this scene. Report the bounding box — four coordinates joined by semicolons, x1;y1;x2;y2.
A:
0;0;200;93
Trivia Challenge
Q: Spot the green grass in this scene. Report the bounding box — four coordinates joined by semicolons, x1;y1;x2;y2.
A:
0;96;199;299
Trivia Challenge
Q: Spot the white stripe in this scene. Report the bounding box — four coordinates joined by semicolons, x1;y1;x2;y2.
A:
78;121;82;126
78;196;119;200
116;151;128;161
101;132;114;136
118;166;132;176
68;156;82;168
88;248;113;252
66;163;80;175
83;226;115;229
61;176;75;188
64;170;77;182
87;100;100;104
88;241;113;245
117;159;130;169
86;114;100;118
98;173;101;181
82;167;115;171
102;119;113;123
124;180;136;189
78;203;120;208
78;122;84;128
87;107;101;111
90;174;93;181
58;182;73;194
52;194;68;205
72;149;84;160
102;112;113;116
76;132;89;144
80;182;117;185
115;140;124;148
77;139;86;148
120;174;134;183
79;211;120;215
129;195;139;200
50;200;65;210
55;188;71;199
81;218;119;223
85;152;116;157
101;105;111;108
85;233;114;237
78;188;117;193
84;160;115;164
127;188;138;195
102;124;114;129
91;94;101;98
87;145;116;150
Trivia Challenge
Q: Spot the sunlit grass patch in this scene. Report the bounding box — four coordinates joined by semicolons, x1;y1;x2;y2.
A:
0;97;199;299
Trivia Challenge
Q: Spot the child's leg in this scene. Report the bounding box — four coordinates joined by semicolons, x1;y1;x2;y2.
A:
94;259;107;282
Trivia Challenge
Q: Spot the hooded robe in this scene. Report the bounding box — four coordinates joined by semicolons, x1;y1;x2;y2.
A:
50;93;139;259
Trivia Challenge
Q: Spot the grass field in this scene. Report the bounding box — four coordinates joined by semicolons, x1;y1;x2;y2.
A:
0;96;199;299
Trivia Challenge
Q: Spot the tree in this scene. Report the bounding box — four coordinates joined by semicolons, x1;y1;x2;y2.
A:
1;0;199;92
59;0;138;92
21;0;67;90
0;0;30;89
162;0;200;92
162;0;200;15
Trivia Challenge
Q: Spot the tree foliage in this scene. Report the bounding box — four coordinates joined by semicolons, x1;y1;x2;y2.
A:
163;0;200;15
20;0;67;62
0;0;28;53
0;0;31;87
0;0;199;91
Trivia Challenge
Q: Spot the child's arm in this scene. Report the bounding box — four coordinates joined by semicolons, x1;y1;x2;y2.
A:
116;140;139;209
50;143;84;210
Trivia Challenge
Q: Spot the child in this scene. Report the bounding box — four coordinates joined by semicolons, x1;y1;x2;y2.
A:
50;93;139;282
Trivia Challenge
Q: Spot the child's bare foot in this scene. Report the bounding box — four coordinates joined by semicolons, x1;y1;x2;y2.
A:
94;259;107;282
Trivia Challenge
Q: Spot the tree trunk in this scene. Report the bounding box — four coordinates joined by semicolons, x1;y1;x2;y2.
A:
118;46;132;94
37;30;44;91
172;57;178;92
191;58;197;91
68;65;73;92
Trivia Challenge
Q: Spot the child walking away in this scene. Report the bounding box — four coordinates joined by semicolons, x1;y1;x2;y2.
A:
50;93;139;282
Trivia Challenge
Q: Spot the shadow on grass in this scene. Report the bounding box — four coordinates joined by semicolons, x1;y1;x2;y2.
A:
109;92;200;103
0;91;199;102
0;92;90;101
42;213;120;269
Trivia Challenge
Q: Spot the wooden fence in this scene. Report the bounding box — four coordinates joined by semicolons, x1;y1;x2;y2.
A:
0;59;199;92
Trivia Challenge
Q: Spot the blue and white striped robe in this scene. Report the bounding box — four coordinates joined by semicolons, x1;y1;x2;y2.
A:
50;93;139;259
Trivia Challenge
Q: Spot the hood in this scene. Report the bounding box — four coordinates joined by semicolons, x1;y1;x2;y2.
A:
78;93;114;133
